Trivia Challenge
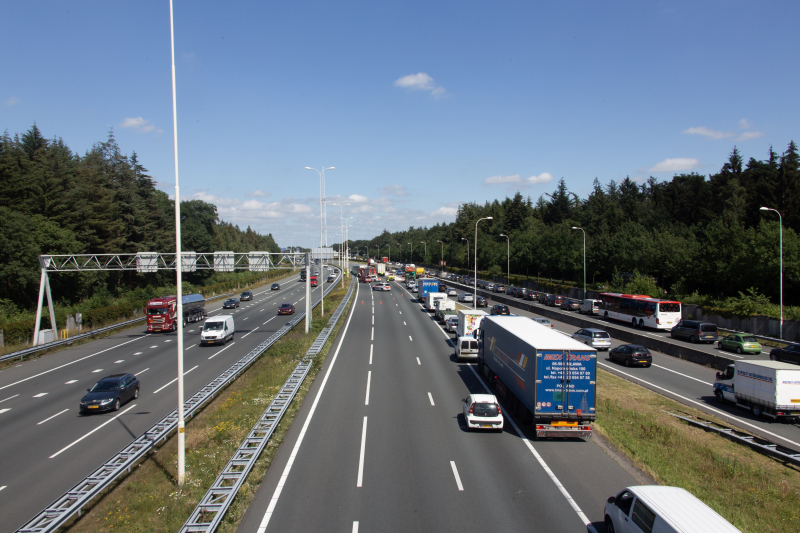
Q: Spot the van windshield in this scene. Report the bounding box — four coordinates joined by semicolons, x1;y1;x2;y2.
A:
204;322;224;331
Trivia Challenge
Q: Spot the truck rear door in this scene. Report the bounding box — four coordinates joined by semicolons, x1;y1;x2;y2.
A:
537;350;595;417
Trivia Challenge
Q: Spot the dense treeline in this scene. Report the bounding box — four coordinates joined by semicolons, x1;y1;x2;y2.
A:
0;125;280;314
345;143;800;306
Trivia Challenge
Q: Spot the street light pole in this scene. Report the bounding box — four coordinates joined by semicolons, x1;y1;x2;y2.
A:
475;217;493;309
436;240;443;268
760;207;783;339
461;237;469;271
168;0;187;486
571;227;586;298
420;242;426;264
408;242;413;263
499;234;509;285
305;166;334;317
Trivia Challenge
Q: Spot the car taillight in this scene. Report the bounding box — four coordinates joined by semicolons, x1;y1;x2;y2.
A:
497;406;502;414
698;331;702;335
469;404;473;413
656;318;660;324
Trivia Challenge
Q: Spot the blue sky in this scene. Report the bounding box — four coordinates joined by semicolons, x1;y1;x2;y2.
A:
3;1;798;248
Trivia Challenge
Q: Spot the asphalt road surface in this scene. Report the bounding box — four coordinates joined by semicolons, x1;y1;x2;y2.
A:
236;279;644;533
0;271;337;532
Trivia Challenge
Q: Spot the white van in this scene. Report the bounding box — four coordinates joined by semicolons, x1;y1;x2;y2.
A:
579;299;601;315
604;485;740;533
200;315;235;346
455;336;480;362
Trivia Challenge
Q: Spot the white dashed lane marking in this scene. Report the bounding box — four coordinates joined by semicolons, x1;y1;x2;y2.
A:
64;380;78;385
33;393;48;398
114;360;124;363
91;369;103;373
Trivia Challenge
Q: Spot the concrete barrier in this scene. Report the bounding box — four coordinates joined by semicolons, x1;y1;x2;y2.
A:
448;280;735;371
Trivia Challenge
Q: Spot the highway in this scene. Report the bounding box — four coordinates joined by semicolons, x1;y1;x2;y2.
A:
440;278;800;452
0;271;333;533
236;278;645;533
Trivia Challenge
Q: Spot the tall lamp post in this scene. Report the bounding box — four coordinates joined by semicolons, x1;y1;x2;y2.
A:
474;217;493;308
461;237;469;271
420;241;426;264
344;217;353;275
759;207;783;338
571;227;586;298
436;240;444;268
499;234;509;285
332;202;350;270
408;242;413;263
305;166;334;317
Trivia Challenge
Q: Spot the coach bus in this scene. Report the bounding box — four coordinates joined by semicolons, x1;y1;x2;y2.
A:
598;293;682;330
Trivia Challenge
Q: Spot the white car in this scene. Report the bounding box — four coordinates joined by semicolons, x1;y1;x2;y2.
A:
530;317;554;328
411;286;419;293
447;289;458;297
462;393;503;432
445;316;459;332
458;293;474;303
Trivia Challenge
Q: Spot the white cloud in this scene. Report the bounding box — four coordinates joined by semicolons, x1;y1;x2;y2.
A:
394;72;446;97
380;184;408;196
648;158;700;172
348;194;369;203
431;206;459;218
682;126;735;140
738;118;752;129
484;172;553;186
188;191;240;208
119;116;163;134
5;96;20;106
246;190;270;197
737;131;764;141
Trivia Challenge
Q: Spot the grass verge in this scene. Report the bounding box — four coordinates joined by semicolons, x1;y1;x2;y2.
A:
595;368;800;533
0;268;301;370
67;276;353;533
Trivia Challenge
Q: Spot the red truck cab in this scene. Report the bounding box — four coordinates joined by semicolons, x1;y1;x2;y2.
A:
147;297;177;332
310;275;318;287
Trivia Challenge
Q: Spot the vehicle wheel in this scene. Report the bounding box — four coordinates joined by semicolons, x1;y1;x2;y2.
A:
717;342;723;349
624;358;630;367
113;398;121;411
183;319;188;328
639;319;644;328
231;332;235;341
737;347;743;354
605;517;616;533
632;318;637;328
689;335;696;343
752;404;762;417
173;321;178;332
715;389;724;403
770;353;776;361
604;312;609;318
645;363;652;368
134;387;140;399
670;331;675;338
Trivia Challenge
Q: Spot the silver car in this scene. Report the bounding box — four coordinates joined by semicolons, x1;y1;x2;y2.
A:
446;316;459;332
447;289;458;297
485;283;495;291
458;293;474;303
572;328;611;351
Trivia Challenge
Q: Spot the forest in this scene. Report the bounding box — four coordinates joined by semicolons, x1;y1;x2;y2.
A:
0;125;280;320
343;142;800;309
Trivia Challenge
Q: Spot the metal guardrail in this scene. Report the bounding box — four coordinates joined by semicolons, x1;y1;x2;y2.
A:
665;411;800;467
16;278;341;533
0;293;235;364
181;277;355;533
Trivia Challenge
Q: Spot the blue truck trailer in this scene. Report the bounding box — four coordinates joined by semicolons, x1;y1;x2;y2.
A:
477;316;597;438
419;278;440;303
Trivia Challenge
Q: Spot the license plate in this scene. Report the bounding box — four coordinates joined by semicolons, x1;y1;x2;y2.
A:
640;360;648;363
791;411;800;415
88;405;98;409
480;424;492;428
207;341;215;344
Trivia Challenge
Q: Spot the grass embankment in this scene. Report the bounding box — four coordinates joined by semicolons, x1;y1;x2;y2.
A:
68;277;353;533
596;368;800;533
0;268;299;370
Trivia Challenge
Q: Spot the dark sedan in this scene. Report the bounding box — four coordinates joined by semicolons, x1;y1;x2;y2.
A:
476;296;488;308
80;373;139;414
278;303;295;315
561;299;580;311
609;345;652;367
271;283;280;290
223;298;240;309
490;304;511;315
240;291;253;301
769;343;800;365
525;291;539;301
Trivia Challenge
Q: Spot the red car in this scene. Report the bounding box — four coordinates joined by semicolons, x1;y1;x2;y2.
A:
278;303;295;315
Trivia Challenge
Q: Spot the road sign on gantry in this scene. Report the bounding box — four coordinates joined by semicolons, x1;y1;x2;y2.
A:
214;251;235;272
248;251;270;272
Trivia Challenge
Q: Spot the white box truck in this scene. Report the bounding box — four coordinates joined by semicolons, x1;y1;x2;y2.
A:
425;292;446;312
457;309;487;339
434;298;457;323
376;263;386;276
713;360;800;421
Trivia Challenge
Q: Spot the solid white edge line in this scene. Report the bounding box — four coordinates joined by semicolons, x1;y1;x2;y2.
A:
365;371;371;405
241;327;260;339
135;368;149;376
467;364;595;531
357;415;368;487
428;392;434;406
0;394;19;403
50;404;138;458
152;365;199;394
0;335;148;392
450;461;464;491
597;362;800;449
257;280;358;533
37;408;69;425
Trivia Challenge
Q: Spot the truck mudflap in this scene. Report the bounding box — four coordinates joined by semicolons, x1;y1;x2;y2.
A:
535;423;593;439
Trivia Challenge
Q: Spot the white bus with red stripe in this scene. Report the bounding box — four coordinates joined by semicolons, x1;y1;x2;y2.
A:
598;293;682;330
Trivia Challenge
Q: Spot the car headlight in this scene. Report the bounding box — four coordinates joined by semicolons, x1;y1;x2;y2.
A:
100;398;113;405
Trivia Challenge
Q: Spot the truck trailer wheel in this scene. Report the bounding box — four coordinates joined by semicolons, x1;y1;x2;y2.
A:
752;404;762;417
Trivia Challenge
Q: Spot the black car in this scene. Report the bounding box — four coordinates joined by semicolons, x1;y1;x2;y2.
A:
476;296;488;307
223;298;240;309
240;291;253;301
80;373;139;414
538;293;550;304
271;283;280;290
525;291;539;301
490;304;510;315
609;345;652;367
769;343;800;365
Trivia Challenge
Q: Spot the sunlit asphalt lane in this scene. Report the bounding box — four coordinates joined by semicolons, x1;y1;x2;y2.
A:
0;273;335;532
